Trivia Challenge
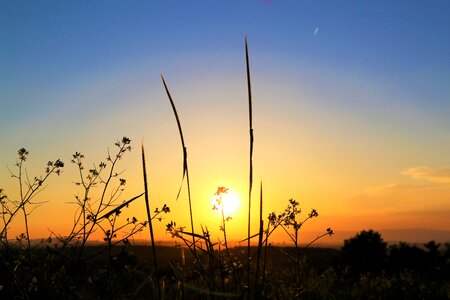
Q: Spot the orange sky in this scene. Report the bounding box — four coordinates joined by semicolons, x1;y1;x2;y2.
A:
1;72;450;245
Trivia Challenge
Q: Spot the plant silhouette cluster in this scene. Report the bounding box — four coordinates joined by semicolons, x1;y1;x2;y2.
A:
0;144;333;299
0;139;171;299
2;39;447;299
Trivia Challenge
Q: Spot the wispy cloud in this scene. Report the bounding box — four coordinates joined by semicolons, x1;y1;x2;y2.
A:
313;27;320;36
393;206;450;218
342;167;450;231
402;166;450;183
347;181;450;212
344;184;450;231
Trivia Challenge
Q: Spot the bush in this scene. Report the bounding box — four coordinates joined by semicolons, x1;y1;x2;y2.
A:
341;230;387;273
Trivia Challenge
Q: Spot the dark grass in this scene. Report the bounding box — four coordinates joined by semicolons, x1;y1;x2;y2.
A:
2;241;450;299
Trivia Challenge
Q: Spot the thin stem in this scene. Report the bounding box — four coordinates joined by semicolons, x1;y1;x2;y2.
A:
142;144;161;300
254;182;263;298
83;146;122;245
245;35;254;292
78;141;128;259
220;199;237;288
161;75;196;258
1;164;58;239
18;161;31;256
261;223;270;290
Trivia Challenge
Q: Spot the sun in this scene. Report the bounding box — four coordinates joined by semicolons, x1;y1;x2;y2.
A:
211;187;240;217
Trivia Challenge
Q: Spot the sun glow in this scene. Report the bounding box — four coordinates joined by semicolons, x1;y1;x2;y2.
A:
211;187;240;217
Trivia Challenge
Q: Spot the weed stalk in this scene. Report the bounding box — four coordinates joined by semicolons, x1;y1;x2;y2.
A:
245;36;254;293
161;75;197;258
142;143;161;300
254;181;264;298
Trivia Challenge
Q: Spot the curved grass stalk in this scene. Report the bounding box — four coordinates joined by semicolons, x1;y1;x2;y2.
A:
161;75;196;258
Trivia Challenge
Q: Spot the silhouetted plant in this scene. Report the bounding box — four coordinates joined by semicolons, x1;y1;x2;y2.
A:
1;149;64;253
0;139;173;299
53;137;153;261
212;186;240;289
0;149;64;298
259;199;333;298
166;210;229;295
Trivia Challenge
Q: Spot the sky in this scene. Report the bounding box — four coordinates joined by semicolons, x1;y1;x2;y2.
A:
1;1;450;245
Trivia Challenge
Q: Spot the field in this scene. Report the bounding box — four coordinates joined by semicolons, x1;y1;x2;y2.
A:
1;241;449;299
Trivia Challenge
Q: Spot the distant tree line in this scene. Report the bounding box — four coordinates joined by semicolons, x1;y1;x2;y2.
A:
339;229;449;276
309;229;450;299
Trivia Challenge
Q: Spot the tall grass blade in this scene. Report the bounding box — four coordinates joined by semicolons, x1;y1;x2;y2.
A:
141;143;161;300
245;36;254;291
262;222;269;291
239;232;260;242
161;74;196;256
254;181;264;298
161;76;187;201
96;193;144;221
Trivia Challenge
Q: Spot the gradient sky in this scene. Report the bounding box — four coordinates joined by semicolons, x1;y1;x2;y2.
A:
1;1;450;244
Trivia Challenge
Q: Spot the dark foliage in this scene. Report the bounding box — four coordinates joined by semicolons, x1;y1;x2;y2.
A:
1;232;450;299
326;230;450;300
341;229;387;273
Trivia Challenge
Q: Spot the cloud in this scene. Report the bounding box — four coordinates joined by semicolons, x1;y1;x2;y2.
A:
347;181;450;212
313;27;320;36
342;167;450;231
393;206;450;218
345;185;450;231
362;182;431;196
402;166;450;183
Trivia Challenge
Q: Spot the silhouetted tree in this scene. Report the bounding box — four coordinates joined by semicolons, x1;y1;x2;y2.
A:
424;240;445;273
341;229;387;273
388;242;427;272
444;243;450;277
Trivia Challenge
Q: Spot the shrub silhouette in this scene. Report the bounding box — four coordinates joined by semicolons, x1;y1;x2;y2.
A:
388;242;428;272
341;229;387;273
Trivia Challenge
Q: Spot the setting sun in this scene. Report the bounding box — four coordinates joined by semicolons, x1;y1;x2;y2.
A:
211;187;241;217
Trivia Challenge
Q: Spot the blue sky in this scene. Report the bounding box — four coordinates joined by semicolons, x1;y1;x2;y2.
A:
2;1;449;95
2;1;449;108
